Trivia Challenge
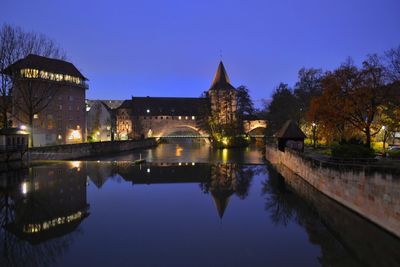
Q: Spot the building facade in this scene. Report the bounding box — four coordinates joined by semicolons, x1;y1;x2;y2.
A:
86;100;123;141
115;61;240;139
3;54;88;146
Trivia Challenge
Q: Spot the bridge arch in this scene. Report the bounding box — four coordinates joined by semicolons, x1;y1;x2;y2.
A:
243;120;267;135
155;124;209;138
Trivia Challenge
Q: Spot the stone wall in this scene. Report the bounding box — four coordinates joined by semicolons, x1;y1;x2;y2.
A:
29;139;157;161
265;144;400;237
273;164;400;265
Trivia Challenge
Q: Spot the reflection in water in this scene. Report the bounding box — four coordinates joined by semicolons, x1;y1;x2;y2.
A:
0;142;399;266
0;165;89;267
263;164;400;267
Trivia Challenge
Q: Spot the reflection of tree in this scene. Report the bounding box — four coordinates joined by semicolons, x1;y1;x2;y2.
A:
200;164;259;218
263;164;363;267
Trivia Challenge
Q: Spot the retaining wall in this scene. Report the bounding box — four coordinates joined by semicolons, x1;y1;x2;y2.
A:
29;139;157;160
265;144;400;237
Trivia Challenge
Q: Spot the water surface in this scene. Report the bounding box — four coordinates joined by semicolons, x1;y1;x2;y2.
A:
0;143;399;267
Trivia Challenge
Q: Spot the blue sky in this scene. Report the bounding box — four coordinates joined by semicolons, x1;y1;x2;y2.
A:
3;0;400;107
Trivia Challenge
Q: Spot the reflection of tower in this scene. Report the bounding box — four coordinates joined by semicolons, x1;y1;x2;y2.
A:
208;61;238;126
209;163;237;219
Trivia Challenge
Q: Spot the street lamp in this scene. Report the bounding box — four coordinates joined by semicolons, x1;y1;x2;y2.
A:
382;125;388;150
312;122;317;148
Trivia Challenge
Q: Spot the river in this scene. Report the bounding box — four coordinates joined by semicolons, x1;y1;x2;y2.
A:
0;143;399;267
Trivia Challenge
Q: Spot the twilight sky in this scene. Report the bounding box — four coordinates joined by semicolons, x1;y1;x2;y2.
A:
2;0;400;107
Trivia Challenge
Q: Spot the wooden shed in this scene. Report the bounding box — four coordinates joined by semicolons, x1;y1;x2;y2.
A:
275;120;306;152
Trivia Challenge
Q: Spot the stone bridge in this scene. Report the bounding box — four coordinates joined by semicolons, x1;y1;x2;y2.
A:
243;120;267;136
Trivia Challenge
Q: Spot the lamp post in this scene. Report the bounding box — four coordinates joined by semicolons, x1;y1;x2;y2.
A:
312;122;317;148
382;125;388;151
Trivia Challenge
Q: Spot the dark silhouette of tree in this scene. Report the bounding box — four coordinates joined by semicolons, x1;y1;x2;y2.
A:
294;68;324;119
0;23;65;129
265;83;300;136
236;85;255;116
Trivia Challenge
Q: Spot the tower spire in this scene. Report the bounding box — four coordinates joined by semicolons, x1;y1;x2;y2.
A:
209;61;235;91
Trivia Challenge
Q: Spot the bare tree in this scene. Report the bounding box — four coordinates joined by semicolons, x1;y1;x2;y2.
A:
384;45;400;83
0;23;65;128
13;79;60;147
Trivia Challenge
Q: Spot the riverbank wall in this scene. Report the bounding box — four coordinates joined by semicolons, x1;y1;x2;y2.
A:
265;144;400;238
28;139;157;161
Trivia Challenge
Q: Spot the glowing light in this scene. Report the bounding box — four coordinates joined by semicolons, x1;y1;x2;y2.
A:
147;109;150;113
222;148;228;162
147;168;151;173
21;181;29;195
192;116;195;120
178;162;182;166
175;145;183;157
68;130;82;140
70;161;81;169
312;122;316;127
20;68;84;86
33;114;39;119
192;162;195;166
58;134;62;140
178;116;182;120
382;125;386;130
20;125;27;130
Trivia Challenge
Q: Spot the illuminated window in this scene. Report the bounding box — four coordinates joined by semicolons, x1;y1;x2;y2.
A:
192;116;195;120
58;134;62;140
33;114;39;119
185;116;188;120
178;116;182;120
77;125;80;130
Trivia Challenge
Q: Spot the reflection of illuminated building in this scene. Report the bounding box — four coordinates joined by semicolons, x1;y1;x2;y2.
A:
6;164;89;244
209;164;237;218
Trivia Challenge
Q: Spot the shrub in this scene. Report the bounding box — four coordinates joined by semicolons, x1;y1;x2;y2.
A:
387;149;400;158
331;143;375;158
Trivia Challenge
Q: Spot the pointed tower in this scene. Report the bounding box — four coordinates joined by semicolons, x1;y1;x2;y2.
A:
208;61;237;125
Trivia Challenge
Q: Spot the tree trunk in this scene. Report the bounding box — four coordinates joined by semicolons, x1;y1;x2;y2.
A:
365;127;371;148
28;115;34;147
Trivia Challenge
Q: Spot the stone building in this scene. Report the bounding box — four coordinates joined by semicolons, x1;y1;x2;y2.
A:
2;54;88;146
115;61;243;139
116;97;208;140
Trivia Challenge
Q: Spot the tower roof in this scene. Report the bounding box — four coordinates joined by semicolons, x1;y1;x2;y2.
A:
209;61;236;91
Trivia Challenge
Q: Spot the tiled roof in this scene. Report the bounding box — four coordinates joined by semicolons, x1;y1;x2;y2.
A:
2;54;87;80
275;120;306;139
118;97;209;116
